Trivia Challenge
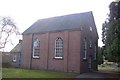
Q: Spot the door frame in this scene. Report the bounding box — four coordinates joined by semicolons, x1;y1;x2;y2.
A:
88;56;92;70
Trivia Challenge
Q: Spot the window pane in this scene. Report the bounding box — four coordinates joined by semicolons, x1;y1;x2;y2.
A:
94;45;96;60
83;38;87;59
33;39;40;58
55;37;63;58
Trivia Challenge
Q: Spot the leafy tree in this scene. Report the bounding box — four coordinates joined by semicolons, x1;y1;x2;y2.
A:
109;1;119;21
102;1;120;66
0;17;20;50
105;20;120;62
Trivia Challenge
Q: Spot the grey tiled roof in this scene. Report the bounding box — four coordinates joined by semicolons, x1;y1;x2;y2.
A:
23;11;96;34
10;43;22;53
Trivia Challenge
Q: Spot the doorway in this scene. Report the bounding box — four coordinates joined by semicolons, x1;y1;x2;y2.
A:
88;56;92;70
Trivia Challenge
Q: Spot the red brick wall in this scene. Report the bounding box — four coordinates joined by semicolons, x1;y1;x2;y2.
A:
68;30;81;73
22;29;99;73
10;52;19;67
21;34;32;69
2;27;98;73
48;31;69;72
32;33;48;70
79;25;98;73
22;30;82;73
2;52;19;67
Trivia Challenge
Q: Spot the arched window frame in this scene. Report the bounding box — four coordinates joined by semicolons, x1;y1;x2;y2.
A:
33;38;40;58
94;44;97;60
55;37;63;59
83;38;87;59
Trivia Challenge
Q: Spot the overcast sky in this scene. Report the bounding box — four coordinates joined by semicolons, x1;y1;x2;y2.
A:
0;0;114;51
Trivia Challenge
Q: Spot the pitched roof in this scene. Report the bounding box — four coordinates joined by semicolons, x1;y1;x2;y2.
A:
10;42;22;53
23;11;96;34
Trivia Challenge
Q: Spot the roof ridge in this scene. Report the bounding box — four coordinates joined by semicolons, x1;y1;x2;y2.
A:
37;11;92;21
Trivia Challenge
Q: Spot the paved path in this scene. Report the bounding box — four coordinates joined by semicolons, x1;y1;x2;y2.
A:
76;71;120;79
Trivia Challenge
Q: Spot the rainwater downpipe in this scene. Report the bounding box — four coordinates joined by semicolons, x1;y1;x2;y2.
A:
30;33;34;69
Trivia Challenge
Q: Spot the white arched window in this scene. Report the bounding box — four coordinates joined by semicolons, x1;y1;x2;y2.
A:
55;37;63;59
33;38;40;58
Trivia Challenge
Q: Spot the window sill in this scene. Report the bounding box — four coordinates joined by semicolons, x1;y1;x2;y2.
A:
83;58;87;61
33;56;40;59
53;57;63;60
12;60;16;62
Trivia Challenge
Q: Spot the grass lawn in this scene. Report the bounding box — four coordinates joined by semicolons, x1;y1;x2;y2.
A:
2;68;78;78
98;65;120;73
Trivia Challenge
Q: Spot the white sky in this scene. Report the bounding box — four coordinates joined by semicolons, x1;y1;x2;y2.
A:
0;0;114;52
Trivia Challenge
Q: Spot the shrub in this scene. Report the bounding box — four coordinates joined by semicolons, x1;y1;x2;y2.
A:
97;47;104;65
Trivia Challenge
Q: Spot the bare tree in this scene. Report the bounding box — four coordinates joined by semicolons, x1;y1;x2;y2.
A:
0;17;20;50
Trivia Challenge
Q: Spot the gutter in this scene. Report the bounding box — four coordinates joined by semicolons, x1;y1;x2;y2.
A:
30;33;34;69
67;31;69;72
46;33;50;70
